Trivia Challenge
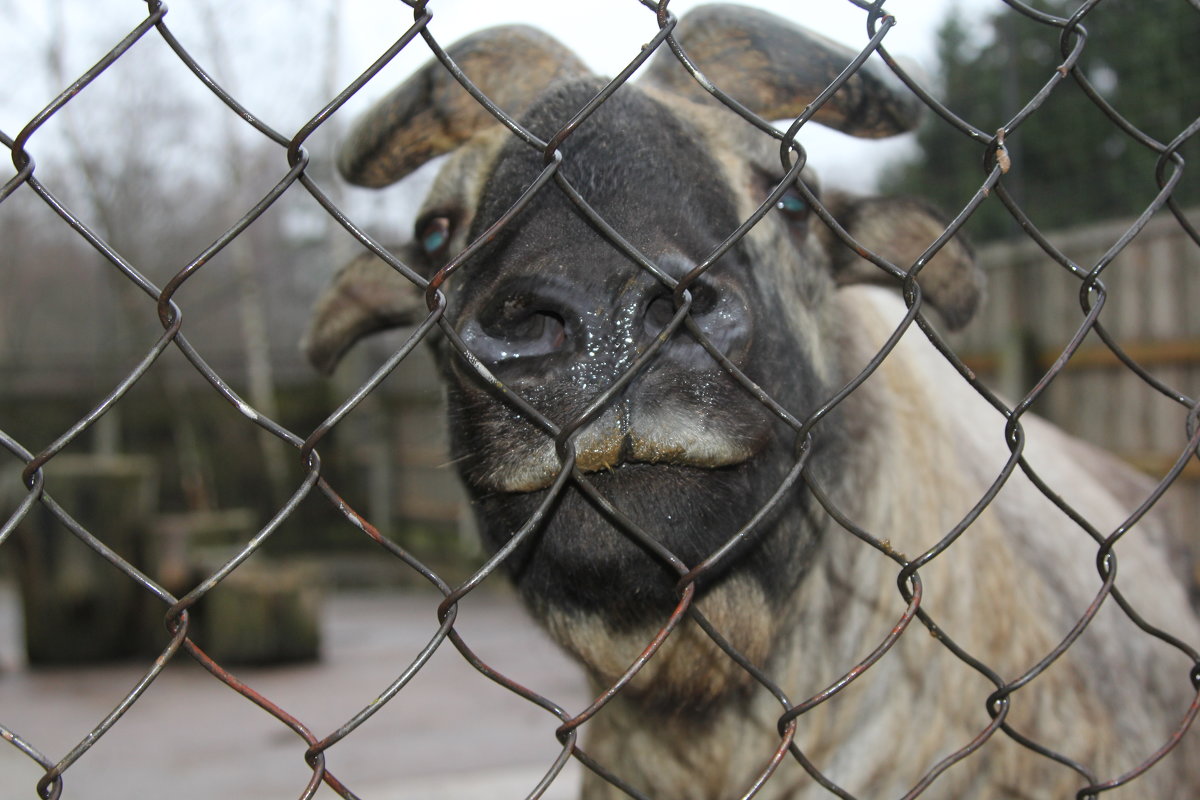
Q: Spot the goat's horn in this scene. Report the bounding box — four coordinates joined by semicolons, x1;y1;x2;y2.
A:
302;248;427;374
339;25;590;188
641;4;919;138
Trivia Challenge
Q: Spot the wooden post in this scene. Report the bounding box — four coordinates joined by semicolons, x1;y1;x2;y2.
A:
11;455;157;665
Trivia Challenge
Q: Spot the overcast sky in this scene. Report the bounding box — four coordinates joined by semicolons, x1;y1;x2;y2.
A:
333;0;995;187
0;1;998;196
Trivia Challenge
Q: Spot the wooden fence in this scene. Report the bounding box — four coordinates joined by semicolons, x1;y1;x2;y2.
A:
948;209;1199;580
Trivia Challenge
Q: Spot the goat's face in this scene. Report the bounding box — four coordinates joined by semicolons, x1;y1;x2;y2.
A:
306;5;981;700
438;81;838;623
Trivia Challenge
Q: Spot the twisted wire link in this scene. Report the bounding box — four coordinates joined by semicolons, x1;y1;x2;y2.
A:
0;1;1197;798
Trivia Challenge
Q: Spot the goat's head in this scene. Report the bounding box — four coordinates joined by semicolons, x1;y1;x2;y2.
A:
306;4;980;704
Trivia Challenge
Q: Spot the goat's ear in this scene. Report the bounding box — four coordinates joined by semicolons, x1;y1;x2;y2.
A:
302;247;429;374
823;194;984;330
640;4;919;138
340;26;589;188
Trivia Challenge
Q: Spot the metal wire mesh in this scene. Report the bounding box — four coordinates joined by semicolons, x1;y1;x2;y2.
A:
1;1;1198;798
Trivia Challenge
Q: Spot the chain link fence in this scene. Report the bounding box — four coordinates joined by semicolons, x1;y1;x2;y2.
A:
2;1;1199;798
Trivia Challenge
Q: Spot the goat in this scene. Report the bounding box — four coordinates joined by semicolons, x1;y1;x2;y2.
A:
305;5;1200;797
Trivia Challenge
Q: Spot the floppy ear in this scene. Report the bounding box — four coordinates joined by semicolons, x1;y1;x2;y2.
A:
339;25;589;188
823;194;984;330
640;4;920;137
302;247;428;374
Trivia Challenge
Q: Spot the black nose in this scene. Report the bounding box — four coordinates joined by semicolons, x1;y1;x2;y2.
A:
458;281;576;365
459;263;751;372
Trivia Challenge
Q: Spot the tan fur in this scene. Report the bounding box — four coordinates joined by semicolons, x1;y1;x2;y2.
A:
306;8;1200;797
543;577;777;711
578;287;1199;798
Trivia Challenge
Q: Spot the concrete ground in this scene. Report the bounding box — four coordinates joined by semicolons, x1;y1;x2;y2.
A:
0;582;589;800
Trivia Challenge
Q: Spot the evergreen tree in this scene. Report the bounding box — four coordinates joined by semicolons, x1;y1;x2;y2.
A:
881;0;1200;241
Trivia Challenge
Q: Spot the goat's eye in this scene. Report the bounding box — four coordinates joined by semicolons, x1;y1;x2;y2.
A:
775;186;808;221
417;215;452;259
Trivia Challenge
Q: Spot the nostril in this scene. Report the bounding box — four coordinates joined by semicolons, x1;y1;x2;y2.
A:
641;280;750;362
496;309;566;351
684;282;718;316
643;283;720;334
465;294;570;364
645;295;677;332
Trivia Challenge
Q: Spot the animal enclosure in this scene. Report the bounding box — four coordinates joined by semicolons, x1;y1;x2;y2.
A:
1;1;1198;799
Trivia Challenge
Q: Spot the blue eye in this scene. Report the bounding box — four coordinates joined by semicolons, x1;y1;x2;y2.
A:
775;187;808;220
418;216;452;257
423;228;447;253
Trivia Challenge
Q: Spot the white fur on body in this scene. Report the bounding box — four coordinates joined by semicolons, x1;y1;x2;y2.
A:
579;286;1200;799
305;13;1200;796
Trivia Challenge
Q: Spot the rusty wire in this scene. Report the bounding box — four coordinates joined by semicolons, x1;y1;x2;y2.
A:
1;0;1199;798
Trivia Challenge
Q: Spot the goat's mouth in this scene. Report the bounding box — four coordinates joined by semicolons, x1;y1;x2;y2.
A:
465;420;806;628
474;427;768;494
